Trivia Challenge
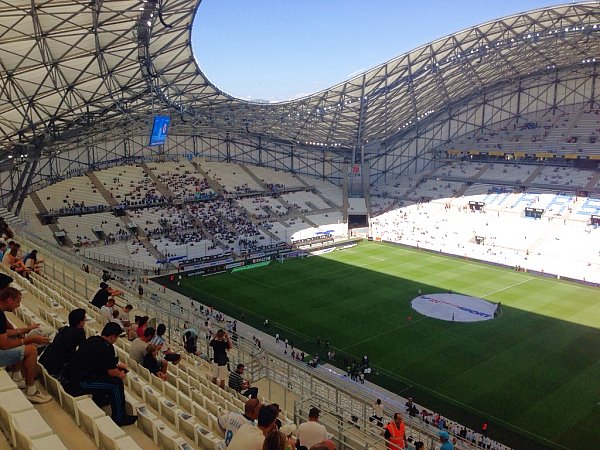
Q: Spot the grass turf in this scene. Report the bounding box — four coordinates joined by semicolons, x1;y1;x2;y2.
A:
163;241;600;449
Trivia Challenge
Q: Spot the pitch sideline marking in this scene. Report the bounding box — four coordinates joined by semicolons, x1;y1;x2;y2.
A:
277;266;356;287
481;277;534;298
187;285;315;345
277;256;387;286
340;317;429;351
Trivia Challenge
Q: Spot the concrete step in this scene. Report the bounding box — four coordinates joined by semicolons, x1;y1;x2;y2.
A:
86;172;119;207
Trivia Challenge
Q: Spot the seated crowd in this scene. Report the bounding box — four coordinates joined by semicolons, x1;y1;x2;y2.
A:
1;240;44;279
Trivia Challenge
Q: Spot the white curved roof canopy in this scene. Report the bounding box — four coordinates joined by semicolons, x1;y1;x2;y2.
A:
1;1;600;155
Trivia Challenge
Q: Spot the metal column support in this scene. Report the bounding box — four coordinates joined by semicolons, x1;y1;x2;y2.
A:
8;146;41;215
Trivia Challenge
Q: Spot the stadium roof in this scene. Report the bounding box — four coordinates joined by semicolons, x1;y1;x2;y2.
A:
1;1;600;158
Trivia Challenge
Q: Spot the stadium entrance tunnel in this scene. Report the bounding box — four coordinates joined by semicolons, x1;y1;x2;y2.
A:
411;293;501;322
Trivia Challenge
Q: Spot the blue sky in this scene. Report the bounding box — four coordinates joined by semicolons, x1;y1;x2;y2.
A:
192;0;565;102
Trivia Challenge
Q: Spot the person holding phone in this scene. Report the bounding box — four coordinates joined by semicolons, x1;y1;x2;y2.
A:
210;329;232;388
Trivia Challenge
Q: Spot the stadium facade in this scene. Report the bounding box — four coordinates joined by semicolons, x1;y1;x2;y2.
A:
1;1;600;210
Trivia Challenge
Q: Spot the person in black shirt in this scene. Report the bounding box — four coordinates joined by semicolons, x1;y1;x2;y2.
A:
90;282;110;308
0;273;13;291
90;282;122;309
61;322;136;426
210;329;232;388
142;344;167;381
39;308;86;376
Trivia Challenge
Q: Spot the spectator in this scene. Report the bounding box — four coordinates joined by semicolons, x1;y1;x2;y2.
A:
61;322;136;426
0;242;6;261
110;310;126;332
135;315;149;339
182;327;199;355
297;407;328;450
438;431;454;450
142;344;167;381
90;282;121;309
228;363;259;398
263;430;286;450
0;287;51;403
118;304;133;328
218;397;262;447
279;423;297;450
150;323;181;363
24;249;43;274
210;329;232;388
39;308;86;376
384;413;407;450
228;404;279;450
0;222;13;240
369;399;384;427
405;397;418;418
271;403;283;429
128;315;146;341
130;327;169;375
100;297;115;324
2;244;31;278
0;273;13;291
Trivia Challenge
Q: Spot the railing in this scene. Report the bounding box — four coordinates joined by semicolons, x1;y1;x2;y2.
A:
294;395;439;450
80;247;159;271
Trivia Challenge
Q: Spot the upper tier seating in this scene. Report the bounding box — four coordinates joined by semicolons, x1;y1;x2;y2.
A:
37;176;108;211
531;165;594;188
407;180;466;201
245;165;305;190
148;160;213;200
94;166;162;205
296;175;344;206
21;160;348;267
196;159;263;193
280;191;331;212
235;196;288;218
57;212;127;246
446;108;600;157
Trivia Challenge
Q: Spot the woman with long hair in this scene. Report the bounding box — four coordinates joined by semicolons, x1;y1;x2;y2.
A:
262;430;287;450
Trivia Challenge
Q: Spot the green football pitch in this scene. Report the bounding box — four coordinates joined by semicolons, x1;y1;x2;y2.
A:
164;241;600;449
